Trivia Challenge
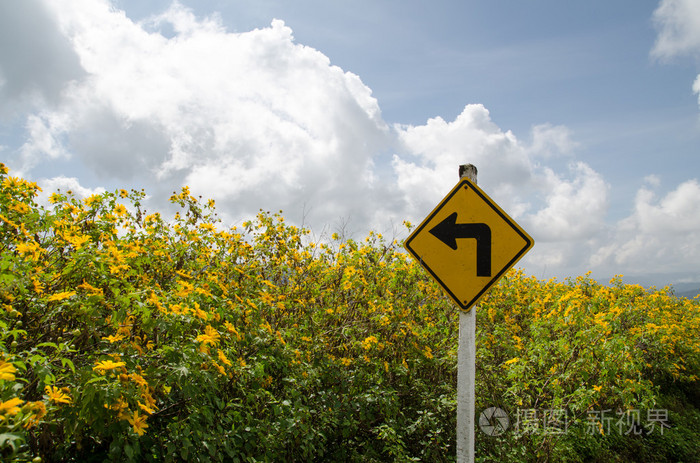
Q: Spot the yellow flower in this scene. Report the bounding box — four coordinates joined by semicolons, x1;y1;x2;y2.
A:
16;241;42;259
196;325;220;345
93;360;126;373
212;360;227;376
504;357;519;366
103;334;125;343
113;204;127;216
45;385;72;404
0;397;24;416
48;291;76;302
199;222;216;233
127;410;149;436
105;396;129;414
218;350;232;367
361;335;379;351
224;321;240;339
260;292;274;304
65;233;91;250
23;401;47;429
29;278;44;295
129;373;148;388
84;194;102;207
0;360;17;381
194;304;208;320
9;202;30;214
138;401;157;415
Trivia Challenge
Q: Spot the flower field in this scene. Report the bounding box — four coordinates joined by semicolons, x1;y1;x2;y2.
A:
1;163;698;462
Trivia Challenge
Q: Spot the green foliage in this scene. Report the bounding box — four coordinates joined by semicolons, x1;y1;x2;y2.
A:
0;163;698;461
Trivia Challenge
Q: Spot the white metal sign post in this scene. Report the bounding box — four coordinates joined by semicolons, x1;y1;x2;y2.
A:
404;164;534;462
457;165;477;462
457;281;477;461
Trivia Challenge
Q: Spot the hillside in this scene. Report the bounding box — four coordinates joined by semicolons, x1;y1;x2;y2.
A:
1;164;699;462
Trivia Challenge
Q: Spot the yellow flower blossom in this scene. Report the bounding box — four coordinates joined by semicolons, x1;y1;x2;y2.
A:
129;373;148;388
9;202;30;214
45;385;72;404
23;401;47;429
212;360;227;376
84;194;102;207
196;325;220;346
361;335;379;350
138;401;157;415
0;397;24;417
127;410;149;436
105;396;129;414
260;292;274;304
0;360;17;381
77;280;103;295
218;350;232;367
224;321;241;340
65;233;91;250
113;204;127;216
194;304;208;320
103;334;125;343
93;360;126;373
16;241;42;259
48;291;76;302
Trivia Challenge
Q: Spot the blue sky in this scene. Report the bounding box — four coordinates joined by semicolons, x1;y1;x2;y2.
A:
1;0;700;288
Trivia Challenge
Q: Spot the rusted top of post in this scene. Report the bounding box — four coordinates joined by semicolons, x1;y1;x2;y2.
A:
459;164;477;183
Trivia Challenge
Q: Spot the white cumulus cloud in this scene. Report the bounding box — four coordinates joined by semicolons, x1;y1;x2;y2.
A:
1;0;700;285
591;179;700;279
651;0;700;59
652;0;700;108
15;0;394;229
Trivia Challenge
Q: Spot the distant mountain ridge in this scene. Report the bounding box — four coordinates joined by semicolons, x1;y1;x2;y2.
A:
676;288;700;299
670;282;700;299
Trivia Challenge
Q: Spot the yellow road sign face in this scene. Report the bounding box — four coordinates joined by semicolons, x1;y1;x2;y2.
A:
404;178;534;311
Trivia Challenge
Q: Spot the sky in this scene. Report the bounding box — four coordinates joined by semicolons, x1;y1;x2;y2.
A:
1;0;700;289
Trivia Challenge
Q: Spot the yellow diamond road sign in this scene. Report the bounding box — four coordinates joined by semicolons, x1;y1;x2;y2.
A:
404;178;534;311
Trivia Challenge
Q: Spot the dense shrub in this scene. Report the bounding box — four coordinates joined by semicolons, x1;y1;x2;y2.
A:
0;163;698;461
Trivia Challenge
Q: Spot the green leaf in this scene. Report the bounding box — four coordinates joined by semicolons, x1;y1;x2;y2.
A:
37;342;58;349
86;376;108;384
61;357;75;373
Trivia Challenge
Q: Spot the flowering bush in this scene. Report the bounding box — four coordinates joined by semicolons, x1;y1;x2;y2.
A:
0;163;698;462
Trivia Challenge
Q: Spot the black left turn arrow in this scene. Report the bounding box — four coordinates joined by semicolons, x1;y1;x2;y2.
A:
429;212;491;277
